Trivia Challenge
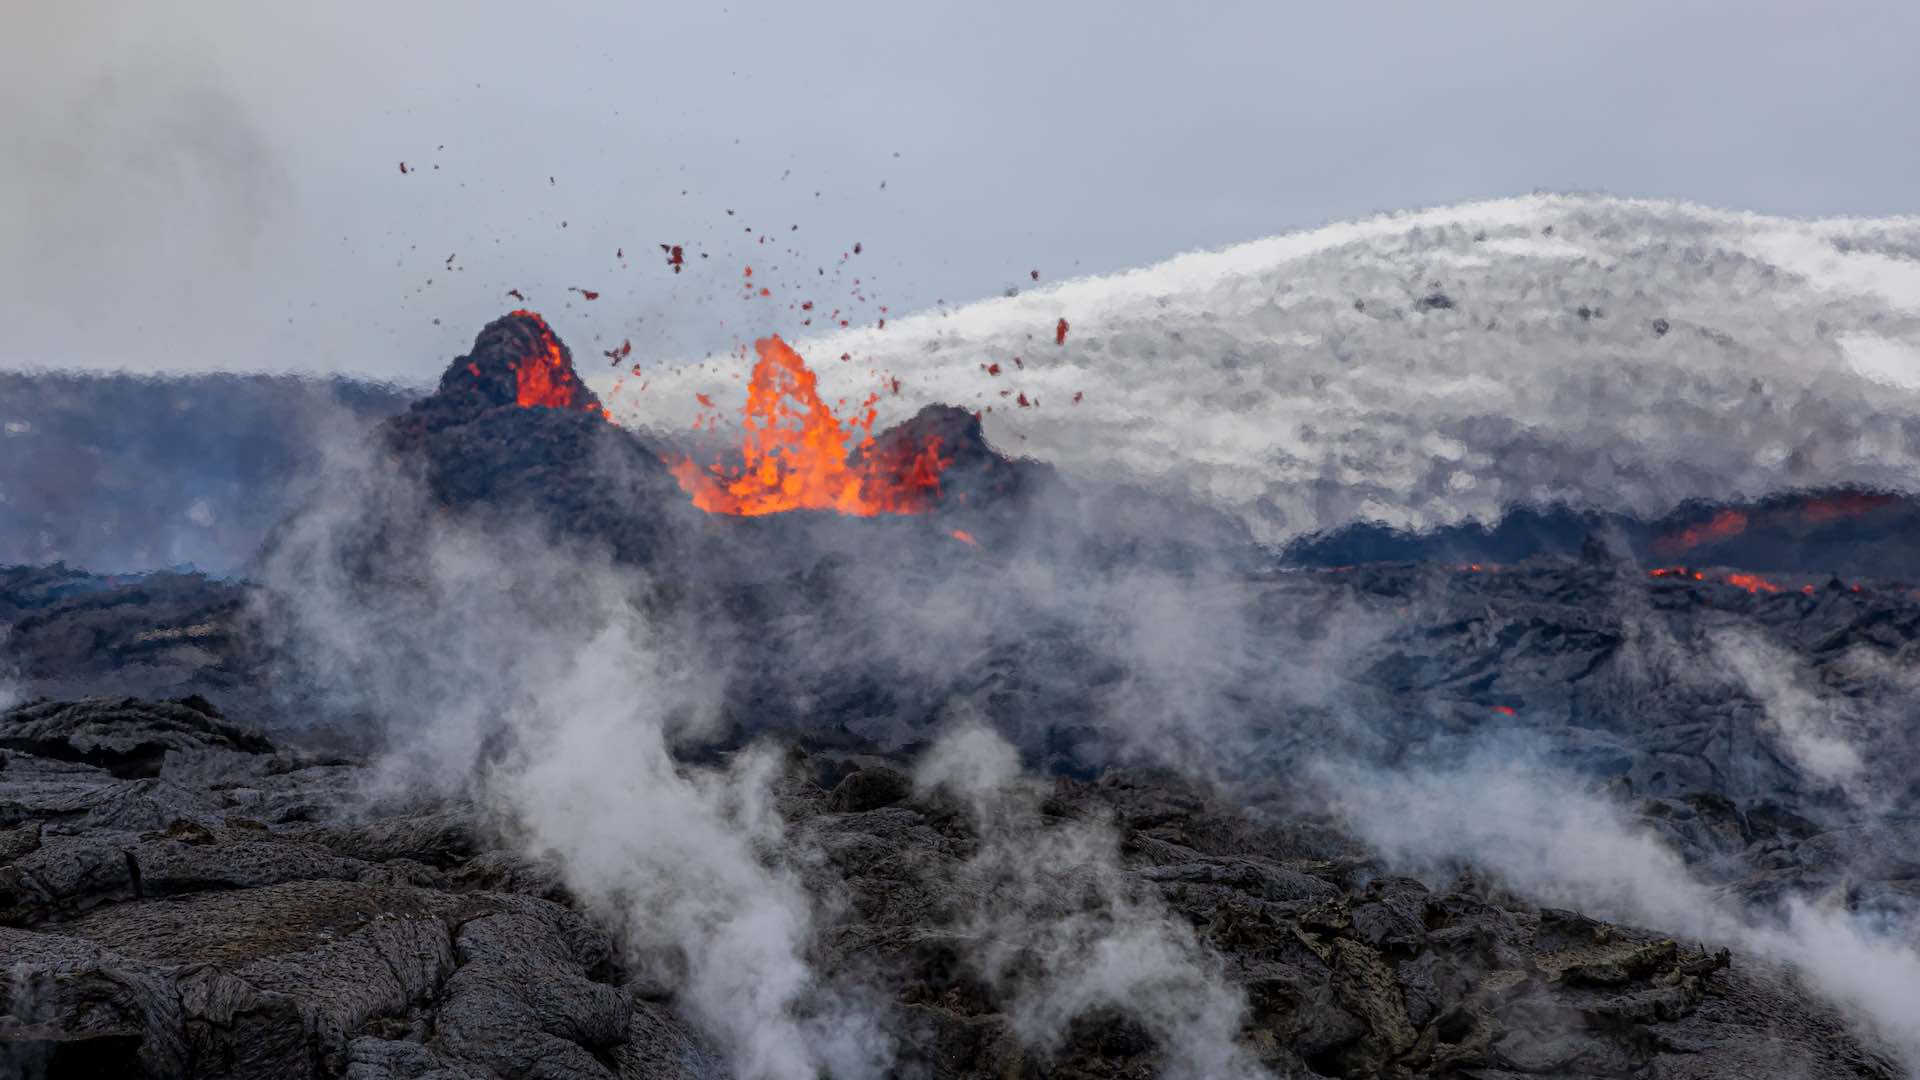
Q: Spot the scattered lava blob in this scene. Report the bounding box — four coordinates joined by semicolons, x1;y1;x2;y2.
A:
669;335;953;516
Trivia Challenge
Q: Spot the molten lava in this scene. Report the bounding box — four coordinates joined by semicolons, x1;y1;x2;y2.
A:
1649;565;1790;594
669;335;953;516
1725;572;1783;594
504;311;609;419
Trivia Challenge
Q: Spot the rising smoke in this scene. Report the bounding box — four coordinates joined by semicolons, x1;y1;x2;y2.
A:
1710;626;1868;791
1315;751;1920;1067
915;722;1270;1080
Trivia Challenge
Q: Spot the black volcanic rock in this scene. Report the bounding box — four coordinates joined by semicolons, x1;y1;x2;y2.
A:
0;565;263;723
0;698;1899;1078
853;403;1055;512
398;401;697;568
393;310;603;436
0;696;271;779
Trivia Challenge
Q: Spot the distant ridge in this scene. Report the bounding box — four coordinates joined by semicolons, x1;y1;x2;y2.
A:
0;371;412;573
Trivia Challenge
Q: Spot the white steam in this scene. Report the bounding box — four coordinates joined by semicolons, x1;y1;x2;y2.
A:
0;625;20;713
916;723;1270;1080
1318;754;1920;1069
259;452;890;1080
1709;626;1867;790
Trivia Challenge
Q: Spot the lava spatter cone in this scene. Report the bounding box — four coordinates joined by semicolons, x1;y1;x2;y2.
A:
401;310;606;435
373;311;692;567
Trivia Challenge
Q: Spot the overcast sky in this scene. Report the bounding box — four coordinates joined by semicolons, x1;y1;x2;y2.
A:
4;0;1917;381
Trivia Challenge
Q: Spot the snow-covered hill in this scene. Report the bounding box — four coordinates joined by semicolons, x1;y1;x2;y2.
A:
622;194;1920;543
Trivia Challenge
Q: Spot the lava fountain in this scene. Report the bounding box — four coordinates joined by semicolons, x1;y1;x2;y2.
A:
669;335;953;516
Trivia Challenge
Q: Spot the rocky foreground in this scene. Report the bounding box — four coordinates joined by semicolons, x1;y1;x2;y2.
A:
1;696;1897;1079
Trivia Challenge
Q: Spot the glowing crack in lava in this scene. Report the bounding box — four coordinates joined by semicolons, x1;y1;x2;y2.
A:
508;309;605;415
669;335;953;516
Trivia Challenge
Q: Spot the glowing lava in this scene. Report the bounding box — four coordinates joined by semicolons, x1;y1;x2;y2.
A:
1797;492;1898;524
508;310;606;417
1724;572;1783;594
1653;508;1748;556
1653;491;1899;555
669;335;953;516
1649;566;1790;593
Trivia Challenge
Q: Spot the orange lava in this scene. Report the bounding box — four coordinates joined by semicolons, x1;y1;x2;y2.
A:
507;310;608;419
1725;572;1783;594
1649;566;1789;594
950;528;981;548
669;335;952;516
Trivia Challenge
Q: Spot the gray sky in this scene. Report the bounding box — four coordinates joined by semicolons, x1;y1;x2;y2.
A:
4;0;1917;380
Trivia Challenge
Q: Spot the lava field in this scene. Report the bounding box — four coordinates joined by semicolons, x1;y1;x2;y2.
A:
3;313;1918;1079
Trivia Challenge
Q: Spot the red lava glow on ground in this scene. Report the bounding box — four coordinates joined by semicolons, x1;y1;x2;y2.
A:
1653;493;1898;555
1797;492;1899;524
1649;566;1796;594
668;335;952;517
1653;509;1749;555
1724;572;1783;594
